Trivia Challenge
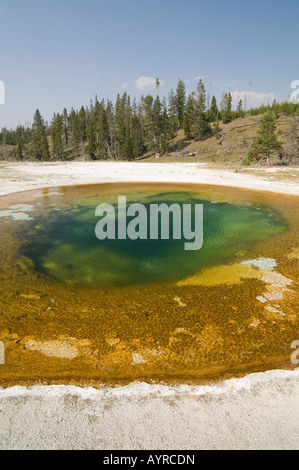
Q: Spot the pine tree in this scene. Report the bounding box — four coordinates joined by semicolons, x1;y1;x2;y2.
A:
168;89;178;138
95;99;108;159
115;93;127;156
16;142;22;160
208;96;219;123
160;97;171;155
248;112;283;165
183;93;196;139
236;99;244;118
68;109;79;158
15;125;24;160
62;108;69;146
78;106;87;160
32;109;50;161
106;99;118;160
212;117;221;139
130;98;143;158
56;113;64;157
131;111;143;158
153;95;163;155
192;79;211;140
143;95;155;152
142;94;164;156
175;79;186;128
221;92;233;124
50;113;64;160
123;97;133;160
86;110;97;160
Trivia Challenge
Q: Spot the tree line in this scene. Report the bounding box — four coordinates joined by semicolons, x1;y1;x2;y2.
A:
1;78;299;163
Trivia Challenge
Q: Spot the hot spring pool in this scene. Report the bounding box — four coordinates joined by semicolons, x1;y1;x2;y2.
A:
0;183;298;386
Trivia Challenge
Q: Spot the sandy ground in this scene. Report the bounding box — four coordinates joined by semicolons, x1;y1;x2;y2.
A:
0;370;298;450
0;160;298;450
0;161;299;196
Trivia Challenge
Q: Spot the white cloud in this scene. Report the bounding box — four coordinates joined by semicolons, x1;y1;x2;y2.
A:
135;76;165;90
231;90;276;109
121;82;128;89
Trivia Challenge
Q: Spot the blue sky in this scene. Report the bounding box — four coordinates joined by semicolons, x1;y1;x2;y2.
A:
0;0;298;128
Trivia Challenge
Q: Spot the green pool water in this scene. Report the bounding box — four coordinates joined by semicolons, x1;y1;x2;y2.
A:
21;189;287;287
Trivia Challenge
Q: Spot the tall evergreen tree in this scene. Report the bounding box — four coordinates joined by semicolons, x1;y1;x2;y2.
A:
143;95;155;151
192;79;211;140
248;112;283;165
78;106;87;160
168;89;178;138
51;113;64;160
106;99;118;160
160;97;171;155
32;109;50;161
68;108;81;158
142;94;164;156
123;97;133;160
236;99;244;118
153;95;162;155
95;99;108;159
15;125;24;160
183;93;196;139
175;79;186;128
115;93;127;156
86;110;97;160
1;128;8;161
131;110;143;158
62;108;69;146
221;92;233;123
208;95;219;123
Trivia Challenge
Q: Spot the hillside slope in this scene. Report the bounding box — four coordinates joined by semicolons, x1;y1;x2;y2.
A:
143;114;299;169
1;114;298;170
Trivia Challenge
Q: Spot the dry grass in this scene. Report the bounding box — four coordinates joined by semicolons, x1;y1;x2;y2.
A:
142;114;299;171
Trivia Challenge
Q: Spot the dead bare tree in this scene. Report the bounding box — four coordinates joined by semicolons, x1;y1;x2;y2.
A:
284;115;299;164
2;128;8;161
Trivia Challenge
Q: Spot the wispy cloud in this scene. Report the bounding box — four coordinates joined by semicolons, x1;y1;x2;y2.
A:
135;76;165;90
231;90;276;109
185;75;207;83
223;79;238;87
